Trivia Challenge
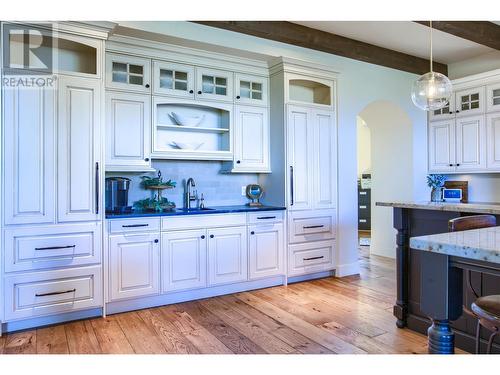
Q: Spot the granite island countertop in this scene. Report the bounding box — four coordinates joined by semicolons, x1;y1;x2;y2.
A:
106;205;286;219
410;226;500;264
376;200;500;215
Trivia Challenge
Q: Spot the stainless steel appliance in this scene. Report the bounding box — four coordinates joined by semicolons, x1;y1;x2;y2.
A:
105;177;131;214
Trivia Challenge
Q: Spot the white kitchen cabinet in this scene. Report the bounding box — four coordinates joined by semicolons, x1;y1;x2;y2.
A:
287;105;337;210
162;229;207;293
487;112;500;170
109;233;160;301
455;86;485;117
153;60;195;98
429;96;456;121
248;223;284;280
288;240;336;277
57;76;101;222
428;119;456;173
231;105;270;173
487;82;500;113
3;84;56;225
105;91;153;171
455;115;486;171
106;53;151;93
195;67;233;102
208;226;248;286
234;73;268;106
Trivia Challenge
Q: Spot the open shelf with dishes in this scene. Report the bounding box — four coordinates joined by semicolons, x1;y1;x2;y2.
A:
152;98;233;160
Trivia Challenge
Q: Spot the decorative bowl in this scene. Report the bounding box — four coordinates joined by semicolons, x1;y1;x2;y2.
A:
170;141;204;150
170;112;205;127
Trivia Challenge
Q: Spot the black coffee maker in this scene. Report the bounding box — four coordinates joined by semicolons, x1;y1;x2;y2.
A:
105;177;132;214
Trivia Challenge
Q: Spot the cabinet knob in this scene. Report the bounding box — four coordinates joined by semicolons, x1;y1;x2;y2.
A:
236;95;241;99
250;231;255;235
197;91;202;95
456;163;460;167
210;234;214;239
236;160;241;164
154;239;159;243
456;110;460;113
144;158;150;162
189;89;194;94
449;164;453;167
145;84;150;88
201;235;205;239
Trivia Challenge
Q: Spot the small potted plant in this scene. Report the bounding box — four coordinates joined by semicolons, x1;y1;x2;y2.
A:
427;174;446;202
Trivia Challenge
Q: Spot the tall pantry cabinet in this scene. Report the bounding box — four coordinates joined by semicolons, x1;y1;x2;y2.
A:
1;23;111;333
261;58;338;278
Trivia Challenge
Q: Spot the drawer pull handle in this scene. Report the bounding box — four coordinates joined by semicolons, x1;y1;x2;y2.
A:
257;216;276;220
303;256;324;261
303;225;325;229
35;245;76;251
122;224;149;228
35;288;76;297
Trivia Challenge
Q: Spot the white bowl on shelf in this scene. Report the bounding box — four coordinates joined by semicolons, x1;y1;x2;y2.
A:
170;112;205;127
169;141;204;150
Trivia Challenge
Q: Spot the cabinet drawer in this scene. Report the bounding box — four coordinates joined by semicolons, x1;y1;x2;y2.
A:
288;210;336;244
288;240;335;277
4;223;102;272
162;213;246;231
247;210;284;224
109;217;160;233
4;266;102;321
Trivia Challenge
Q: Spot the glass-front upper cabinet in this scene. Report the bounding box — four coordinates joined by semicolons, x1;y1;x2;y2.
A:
487;82;500;113
153;60;195;98
429;96;455;120
455;86;485;117
195;68;233;102
234;74;268;106
106;53;151;93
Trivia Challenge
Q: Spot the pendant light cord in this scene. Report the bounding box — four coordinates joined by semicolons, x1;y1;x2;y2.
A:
429;20;433;73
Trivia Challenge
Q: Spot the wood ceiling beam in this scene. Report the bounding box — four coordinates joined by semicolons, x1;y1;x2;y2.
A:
193;21;448;75
415;21;500;51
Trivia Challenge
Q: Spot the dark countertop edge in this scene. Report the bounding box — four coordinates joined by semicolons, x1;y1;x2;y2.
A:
376;201;500;215
106;205;287;219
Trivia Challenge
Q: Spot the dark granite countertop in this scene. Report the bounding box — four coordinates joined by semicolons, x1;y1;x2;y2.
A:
106;205;286;219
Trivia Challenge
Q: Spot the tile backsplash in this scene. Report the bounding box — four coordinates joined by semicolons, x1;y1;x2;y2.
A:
106;160;259;209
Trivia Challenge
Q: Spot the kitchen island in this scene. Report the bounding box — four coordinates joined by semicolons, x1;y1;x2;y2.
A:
377;201;500;353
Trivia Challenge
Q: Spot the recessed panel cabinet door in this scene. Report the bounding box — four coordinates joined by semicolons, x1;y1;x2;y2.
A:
58;76;101;222
3;85;56;224
455;115;486;171
208;226;247;286
249;223;284;280
233;105;270;172
487;113;500;170
287;105;314;210
105;92;151;171
428;120;456;173
312;109;337;209
162;229;207;293
109;233;160;301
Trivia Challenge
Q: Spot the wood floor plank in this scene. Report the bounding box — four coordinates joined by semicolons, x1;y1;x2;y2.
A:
0;334;6;354
180;301;267;354
137;309;200;354
90;316;135;354
36;325;69;354
115;311;168;354
235;291;366;354
65;320;102;354
3;330;37;354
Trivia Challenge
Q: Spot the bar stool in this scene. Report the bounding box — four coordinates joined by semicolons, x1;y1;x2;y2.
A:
448;215;499;354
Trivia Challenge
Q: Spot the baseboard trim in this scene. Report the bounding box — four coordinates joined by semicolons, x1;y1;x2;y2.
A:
335;262;360;277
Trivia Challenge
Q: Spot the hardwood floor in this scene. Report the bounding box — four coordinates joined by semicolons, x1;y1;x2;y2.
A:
0;249;443;354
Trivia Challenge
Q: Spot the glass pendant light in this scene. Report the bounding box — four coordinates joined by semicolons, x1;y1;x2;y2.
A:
411;21;452;111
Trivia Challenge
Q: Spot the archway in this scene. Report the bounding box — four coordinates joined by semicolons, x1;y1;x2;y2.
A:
357;101;414;258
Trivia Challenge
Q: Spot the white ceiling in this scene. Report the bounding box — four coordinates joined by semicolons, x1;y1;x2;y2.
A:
293;21;495;64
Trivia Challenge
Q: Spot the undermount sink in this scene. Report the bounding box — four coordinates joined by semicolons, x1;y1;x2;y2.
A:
179;207;216;212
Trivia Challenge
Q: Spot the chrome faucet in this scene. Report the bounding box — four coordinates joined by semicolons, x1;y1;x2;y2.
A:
185;178;197;209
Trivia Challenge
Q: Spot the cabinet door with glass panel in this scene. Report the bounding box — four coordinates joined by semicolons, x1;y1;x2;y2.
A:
106;53;151;93
234;73;268;106
195;67;233;102
429;95;456;120
487;82;500;113
153;60;195;98
455;86;485;117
